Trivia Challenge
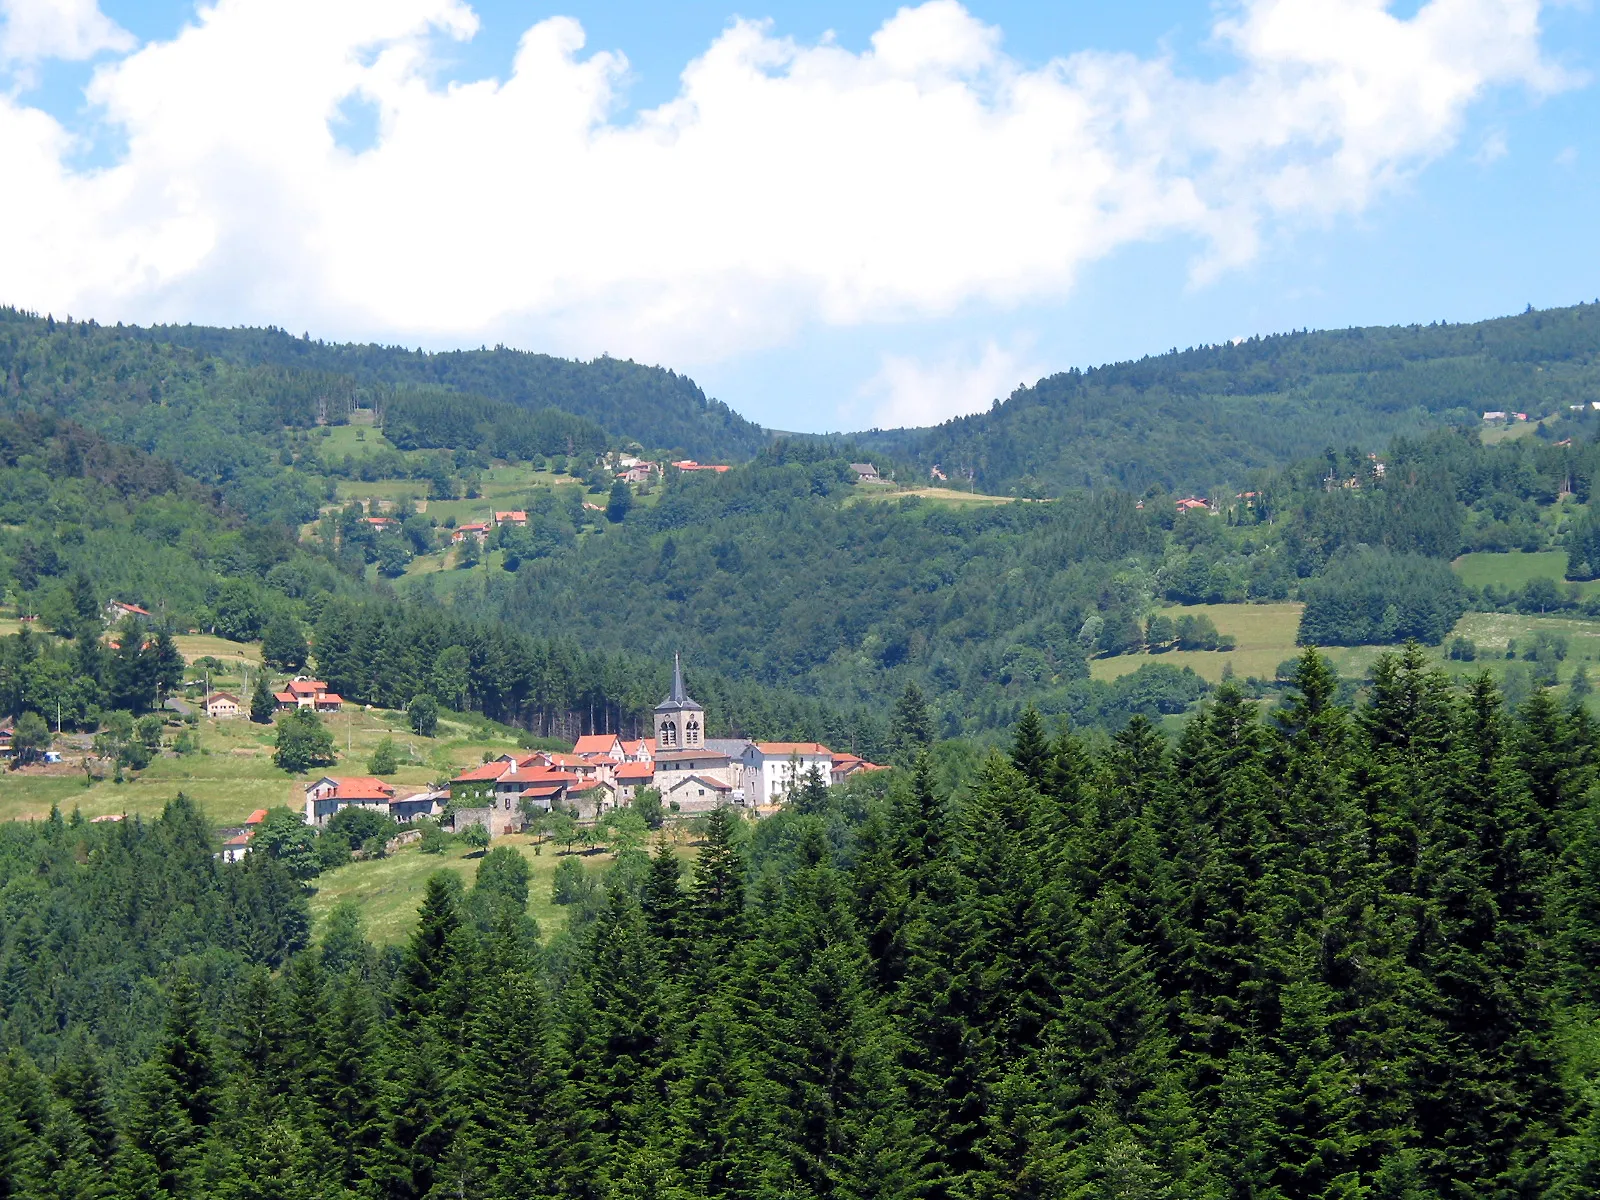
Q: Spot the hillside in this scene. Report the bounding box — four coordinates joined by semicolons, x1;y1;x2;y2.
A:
0;308;768;463
854;301;1600;495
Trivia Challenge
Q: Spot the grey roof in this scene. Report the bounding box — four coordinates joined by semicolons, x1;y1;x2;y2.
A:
705;738;753;758
655;653;701;713
654;750;730;765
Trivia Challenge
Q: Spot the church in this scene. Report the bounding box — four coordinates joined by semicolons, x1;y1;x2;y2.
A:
650;655;747;810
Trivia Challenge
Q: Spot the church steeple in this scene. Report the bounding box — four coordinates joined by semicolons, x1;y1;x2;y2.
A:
654;653;703;749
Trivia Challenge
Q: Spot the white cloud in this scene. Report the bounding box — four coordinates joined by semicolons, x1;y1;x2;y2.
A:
0;0;133;63
860;339;1044;427
0;0;1576;378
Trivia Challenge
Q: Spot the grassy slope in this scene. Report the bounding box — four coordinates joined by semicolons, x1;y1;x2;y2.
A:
1090;601;1600;689
306;835;698;945
0;707;530;824
1452;550;1600;597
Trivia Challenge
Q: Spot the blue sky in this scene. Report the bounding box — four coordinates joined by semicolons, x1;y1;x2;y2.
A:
1;1;1597;432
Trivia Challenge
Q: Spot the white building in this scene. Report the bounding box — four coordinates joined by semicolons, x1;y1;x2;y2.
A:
738;742;835;804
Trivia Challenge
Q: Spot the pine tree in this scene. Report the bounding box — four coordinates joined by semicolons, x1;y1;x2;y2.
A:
891;682;934;765
1011;704;1052;789
249;674;276;724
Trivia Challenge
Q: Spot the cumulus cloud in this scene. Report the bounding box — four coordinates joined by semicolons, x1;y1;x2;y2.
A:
0;0;133;63
859;339;1045;428
0;0;1576;386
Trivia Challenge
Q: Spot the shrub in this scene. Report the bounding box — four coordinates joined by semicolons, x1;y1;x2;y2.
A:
1448;636;1477;662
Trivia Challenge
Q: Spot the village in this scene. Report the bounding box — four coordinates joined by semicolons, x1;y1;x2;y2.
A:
204;656;885;861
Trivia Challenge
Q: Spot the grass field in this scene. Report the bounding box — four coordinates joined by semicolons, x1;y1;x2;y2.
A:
848;484;1014;508
307;834;701;945
1088;601;1600;690
1090;603;1309;684
1452;550;1600;596
315;423;402;462
0;706;536;825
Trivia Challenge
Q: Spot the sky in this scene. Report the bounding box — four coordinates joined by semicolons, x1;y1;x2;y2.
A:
0;1;1596;433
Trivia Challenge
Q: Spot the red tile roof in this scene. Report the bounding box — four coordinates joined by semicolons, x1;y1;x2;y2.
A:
287;680;327;695
615;762;655;780
273;692;295;704
329;777;396;801
244;808;268;826
573;734;622;756
755;742;832;756
453;762;513;782
316;694;345;706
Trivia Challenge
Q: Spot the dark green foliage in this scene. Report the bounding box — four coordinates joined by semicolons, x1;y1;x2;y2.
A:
249;675;276;724
858;300;1600;496
259;613;308;671
1298;546;1466;645
272;708;335;772
407;693;438;737
0;675;1595;1197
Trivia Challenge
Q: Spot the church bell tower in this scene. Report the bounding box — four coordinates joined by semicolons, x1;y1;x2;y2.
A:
654;653;703;750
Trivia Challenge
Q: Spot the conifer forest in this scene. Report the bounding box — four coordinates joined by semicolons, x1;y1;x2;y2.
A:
3;648;1600;1197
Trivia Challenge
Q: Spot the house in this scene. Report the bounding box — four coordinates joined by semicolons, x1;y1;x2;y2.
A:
276;679;343;712
304;776;396;826
244;808;268;829
615;760;656;801
452;522;490;544
664;774;733;813
363;516;397;530
671;460;731;473
617;464;657;484
850;463;881;482
220;832;253;863
448;758;577;835
1176;498;1210;513
572;733;626;761
568;779;618;819
104;600;152;622
1483;411;1508;421
620;738;654;763
390;789;447;823
203;692;243;719
494;511;527;527
738;742;836;805
831;753;888;786
0;726;12;759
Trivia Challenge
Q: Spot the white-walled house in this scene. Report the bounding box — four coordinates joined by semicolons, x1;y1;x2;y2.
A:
738;742;835;804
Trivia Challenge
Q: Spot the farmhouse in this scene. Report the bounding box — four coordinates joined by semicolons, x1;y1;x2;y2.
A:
452;522;490;544
494;511;527;527
104;600;152;622
850;463;881;482
449;757;580;836
1176;498;1211;513
304;776;396;826
831;753;888;785
614;760;656;801
671;460;731;474
203;691;243;719
274;678;344;712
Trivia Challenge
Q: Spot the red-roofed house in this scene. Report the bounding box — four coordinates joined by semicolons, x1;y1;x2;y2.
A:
104;600;152;622
452;522;490;544
244;808;268;828
449;757;578;835
621;738;654;764
494;511;527;527
573;733;625;761
220;831;253;863
831;753;888;786
664;773;732;811
1176;498;1211;513
614;760;656;801
304;776;397;826
203;692;243;719
671;460;731;473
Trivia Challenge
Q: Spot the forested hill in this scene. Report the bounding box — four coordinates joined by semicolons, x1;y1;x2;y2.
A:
0;308;768;462
854;300;1600;496
127;321;769;460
